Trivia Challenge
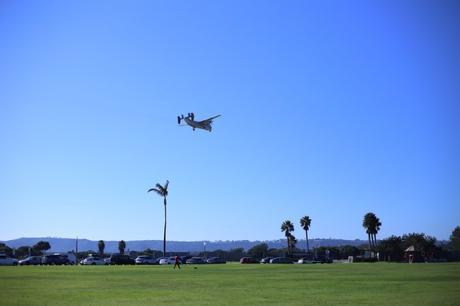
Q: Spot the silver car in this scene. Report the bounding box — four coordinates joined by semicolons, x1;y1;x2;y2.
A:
186;257;206;264
135;255;157;265
0;254;18;266
269;257;293;264
19;256;42;265
81;257;107;265
159;257;176;265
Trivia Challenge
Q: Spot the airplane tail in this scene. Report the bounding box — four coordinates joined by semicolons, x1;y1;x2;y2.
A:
177;116;181;124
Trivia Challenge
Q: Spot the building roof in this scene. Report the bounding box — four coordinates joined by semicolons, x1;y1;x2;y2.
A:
405;245;415;252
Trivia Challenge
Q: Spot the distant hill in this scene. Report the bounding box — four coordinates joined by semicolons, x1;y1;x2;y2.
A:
1;237;367;253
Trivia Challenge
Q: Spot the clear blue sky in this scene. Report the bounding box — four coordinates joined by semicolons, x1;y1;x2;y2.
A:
1;0;459;242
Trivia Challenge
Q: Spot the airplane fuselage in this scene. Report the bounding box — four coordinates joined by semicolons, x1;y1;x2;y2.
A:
183;117;212;131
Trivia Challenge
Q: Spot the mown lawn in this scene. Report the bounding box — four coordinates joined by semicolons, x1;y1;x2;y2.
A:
0;262;459;305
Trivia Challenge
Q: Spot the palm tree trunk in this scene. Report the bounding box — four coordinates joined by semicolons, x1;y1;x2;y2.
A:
368;233;371;250
306;230;309;253
288;236;292;257
163;197;167;258
286;236;290;256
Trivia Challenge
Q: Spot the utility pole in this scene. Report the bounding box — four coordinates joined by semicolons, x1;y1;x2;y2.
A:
75;237;78;264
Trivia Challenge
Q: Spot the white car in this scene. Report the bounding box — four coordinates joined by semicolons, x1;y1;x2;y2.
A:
81;257;107;265
0;254;18;266
158;257;176;265
135;255;157;265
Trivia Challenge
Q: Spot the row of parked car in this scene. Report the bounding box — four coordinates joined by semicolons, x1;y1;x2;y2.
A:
138;255;227;265
0;253;228;266
240;256;333;264
0;253;77;266
1;253;332;266
79;255;228;265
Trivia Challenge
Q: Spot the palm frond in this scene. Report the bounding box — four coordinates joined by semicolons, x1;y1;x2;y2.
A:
164;180;169;191
300;216;311;230
148;188;163;196
155;183;166;194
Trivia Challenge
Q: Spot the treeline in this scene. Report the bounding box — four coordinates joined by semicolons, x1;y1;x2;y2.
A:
3;227;460;263
73;227;460;263
376;231;460;262
0;241;51;258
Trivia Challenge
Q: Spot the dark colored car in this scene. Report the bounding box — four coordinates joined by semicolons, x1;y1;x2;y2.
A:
42;254;70;265
315;256;333;264
240;257;259;264
186;257;206;264
180;256;192;264
109;254;135;265
206;257;226;264
19;256;42;265
270;257;293;264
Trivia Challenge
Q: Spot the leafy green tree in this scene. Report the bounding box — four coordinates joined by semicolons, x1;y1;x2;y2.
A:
266;248;283;257
227;248;245;261
33;241;51;254
118;240;126;255
402;233;437;259
450;226;460;251
281;220;294;256
377;236;403;261
300;216;312;252
0;243;13;257
98;240;105;256
148;180;170;258
207;249;228;260
15;246;32;259
315;246;339;259
338;245;361;259
247;243;269;259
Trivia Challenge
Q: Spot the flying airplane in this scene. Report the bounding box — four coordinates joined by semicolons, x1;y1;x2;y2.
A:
177;112;221;132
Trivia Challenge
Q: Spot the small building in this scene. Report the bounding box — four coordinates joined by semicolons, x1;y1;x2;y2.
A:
404;245;422;263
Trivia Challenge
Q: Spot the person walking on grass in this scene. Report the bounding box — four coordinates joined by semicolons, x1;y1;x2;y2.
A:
174;255;181;269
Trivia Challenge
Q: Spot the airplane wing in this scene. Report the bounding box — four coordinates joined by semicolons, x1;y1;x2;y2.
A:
199;115;221;124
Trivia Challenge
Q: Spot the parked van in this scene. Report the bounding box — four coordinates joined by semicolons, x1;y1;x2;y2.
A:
42;253;76;265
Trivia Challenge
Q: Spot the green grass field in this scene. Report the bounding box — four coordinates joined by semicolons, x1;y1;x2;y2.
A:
1;263;459;305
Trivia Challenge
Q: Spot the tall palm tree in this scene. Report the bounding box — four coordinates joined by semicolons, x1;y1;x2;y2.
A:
148;180;169;258
363;212;382;250
371;216;382;248
300;216;312;253
289;234;297;254
98;240;105;256
281;220;294;256
363;213;374;250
